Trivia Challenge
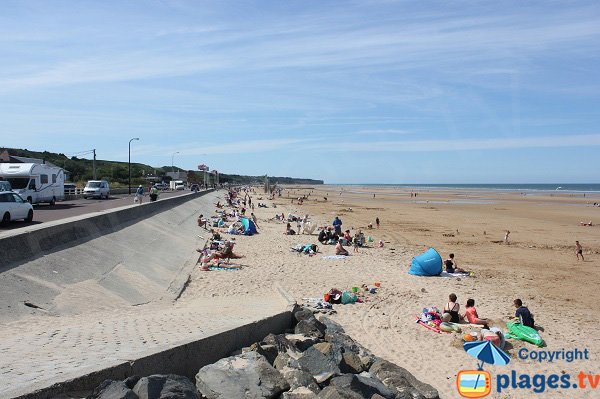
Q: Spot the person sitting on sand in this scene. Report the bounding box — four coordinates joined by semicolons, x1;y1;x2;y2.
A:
442;293;461;323
445;253;466;273
335;238;349;256
343;229;352;244
513;299;535;328
285;222;296;235
463;299;488;328
210;229;221;241
197;214;208;229
318;227;329;244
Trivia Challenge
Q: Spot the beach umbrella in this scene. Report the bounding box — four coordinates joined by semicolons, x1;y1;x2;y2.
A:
464;340;510;370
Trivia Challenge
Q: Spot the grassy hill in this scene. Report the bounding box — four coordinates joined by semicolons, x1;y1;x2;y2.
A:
2;148;324;187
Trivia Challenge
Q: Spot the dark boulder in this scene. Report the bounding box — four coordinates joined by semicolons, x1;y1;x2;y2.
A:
132;374;199;399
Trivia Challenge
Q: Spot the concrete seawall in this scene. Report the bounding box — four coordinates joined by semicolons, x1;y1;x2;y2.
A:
0;189;214;269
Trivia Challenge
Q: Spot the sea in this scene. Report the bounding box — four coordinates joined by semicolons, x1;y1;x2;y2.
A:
345;183;600;194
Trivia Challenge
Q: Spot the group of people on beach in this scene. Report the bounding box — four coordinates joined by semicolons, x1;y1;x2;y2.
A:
442;293;535;329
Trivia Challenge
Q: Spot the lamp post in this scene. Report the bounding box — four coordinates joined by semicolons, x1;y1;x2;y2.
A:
128;137;139;194
171;151;180;174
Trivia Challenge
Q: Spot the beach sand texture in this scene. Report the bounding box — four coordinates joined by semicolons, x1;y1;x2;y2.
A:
185;185;599;398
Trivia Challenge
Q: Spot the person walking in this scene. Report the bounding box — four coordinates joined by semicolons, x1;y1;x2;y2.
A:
135;185;144;204
504;230;510;244
376;217;380;229
576;241;584;261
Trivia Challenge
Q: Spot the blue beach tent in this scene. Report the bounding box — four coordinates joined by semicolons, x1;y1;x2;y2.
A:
409;247;443;276
241;218;258;235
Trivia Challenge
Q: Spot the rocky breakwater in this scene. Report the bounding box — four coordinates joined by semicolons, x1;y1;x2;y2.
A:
88;306;439;399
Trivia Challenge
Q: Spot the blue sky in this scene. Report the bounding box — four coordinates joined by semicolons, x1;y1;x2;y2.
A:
1;1;599;184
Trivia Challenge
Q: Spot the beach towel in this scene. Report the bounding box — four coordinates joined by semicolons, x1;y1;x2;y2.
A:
321;255;347;259
208;266;241;271
440;271;471;278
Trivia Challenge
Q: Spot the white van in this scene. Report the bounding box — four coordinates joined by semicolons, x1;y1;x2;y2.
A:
0;163;65;205
83;180;110;199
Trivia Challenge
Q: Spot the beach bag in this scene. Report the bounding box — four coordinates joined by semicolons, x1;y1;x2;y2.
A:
341;291;358;304
134;196;139;203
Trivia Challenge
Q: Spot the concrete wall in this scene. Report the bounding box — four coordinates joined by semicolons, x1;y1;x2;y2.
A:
15;310;293;399
0;190;214;270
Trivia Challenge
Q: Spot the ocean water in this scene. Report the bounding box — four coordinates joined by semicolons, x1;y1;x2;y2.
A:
353;183;600;193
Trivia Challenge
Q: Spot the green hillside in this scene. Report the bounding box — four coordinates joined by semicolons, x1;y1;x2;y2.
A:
2;148;324;187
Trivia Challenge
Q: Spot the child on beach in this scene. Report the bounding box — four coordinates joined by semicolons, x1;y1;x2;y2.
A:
513;299;535;328
352;233;360;253
576;241;584;261
464;299;488;328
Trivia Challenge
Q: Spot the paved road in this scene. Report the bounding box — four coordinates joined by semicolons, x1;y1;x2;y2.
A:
0;190;199;231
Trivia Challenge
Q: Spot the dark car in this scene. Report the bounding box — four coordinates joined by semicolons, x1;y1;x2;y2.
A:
190;184;200;192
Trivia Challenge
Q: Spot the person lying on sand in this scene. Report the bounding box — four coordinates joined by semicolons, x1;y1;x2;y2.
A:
580;221;593;226
463;299;489;328
335;238;349;256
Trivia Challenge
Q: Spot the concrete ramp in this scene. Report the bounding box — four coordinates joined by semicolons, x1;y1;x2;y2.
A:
0;191;220;322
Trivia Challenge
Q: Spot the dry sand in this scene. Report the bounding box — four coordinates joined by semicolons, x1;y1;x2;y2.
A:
184;185;600;399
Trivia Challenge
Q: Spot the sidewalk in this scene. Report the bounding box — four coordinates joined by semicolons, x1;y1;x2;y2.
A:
0;294;287;398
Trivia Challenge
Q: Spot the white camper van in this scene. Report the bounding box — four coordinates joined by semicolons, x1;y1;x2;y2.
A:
0;163;65;205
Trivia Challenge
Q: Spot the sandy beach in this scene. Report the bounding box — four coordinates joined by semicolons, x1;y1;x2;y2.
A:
184;185;600;398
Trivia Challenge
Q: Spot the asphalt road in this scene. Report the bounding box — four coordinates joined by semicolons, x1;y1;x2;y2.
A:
0;190;195;231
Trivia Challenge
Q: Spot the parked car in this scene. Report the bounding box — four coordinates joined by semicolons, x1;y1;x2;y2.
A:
83;180;110;199
0;191;33;226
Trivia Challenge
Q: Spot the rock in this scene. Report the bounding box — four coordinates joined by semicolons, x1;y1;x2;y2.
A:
89;380;138;399
132;374;199;399
274;352;299;371
316;316;345;334
195;351;289;399
339;352;364;374
329;374;395;399
294;308;315;323
124;376;141;390
359;354;376;371
262;333;293;354
316;386;362;399
297;345;340;378
325;332;362;355
295;319;326;339
282;387;319;399
281;367;320;393
250;342;279;365
369;359;439;399
313;342;332;355
285;333;321;352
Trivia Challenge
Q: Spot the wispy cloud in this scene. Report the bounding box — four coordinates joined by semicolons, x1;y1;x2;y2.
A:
308;134;600;152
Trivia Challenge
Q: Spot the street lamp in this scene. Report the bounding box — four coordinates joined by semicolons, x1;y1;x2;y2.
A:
128;137;139;194
171;151;180;174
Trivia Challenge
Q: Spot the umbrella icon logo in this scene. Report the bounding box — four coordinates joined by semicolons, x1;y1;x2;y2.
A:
457;340;510;398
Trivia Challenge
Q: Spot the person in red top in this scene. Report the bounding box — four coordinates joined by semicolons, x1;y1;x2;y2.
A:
463;299;488;328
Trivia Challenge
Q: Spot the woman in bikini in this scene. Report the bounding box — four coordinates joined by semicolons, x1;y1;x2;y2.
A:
442;293;462;323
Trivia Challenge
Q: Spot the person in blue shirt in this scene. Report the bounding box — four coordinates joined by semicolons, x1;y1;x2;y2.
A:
514;299;535;328
332;216;342;235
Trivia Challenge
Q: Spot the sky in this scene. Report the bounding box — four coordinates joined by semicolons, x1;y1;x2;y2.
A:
1;1;599;184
